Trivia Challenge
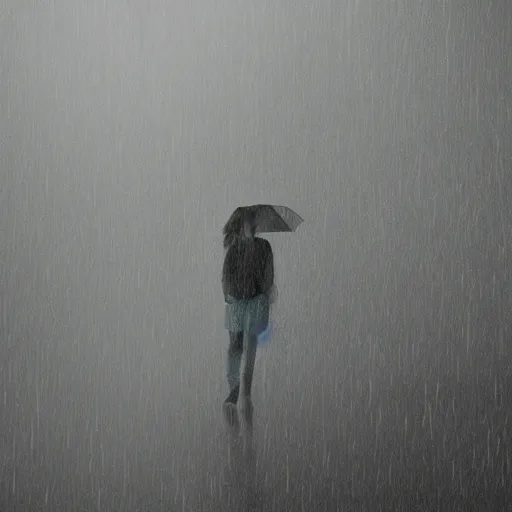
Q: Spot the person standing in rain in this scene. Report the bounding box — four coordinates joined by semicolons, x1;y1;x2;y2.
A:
221;208;275;409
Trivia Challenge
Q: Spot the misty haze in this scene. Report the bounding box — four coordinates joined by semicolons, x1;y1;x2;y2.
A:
1;1;511;510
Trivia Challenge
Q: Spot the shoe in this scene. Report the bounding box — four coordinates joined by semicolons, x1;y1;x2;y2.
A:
224;385;240;405
222;402;239;431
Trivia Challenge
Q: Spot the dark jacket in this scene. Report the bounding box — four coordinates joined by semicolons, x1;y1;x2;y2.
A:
222;237;274;300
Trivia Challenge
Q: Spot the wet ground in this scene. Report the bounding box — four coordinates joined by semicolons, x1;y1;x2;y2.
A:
1;333;510;511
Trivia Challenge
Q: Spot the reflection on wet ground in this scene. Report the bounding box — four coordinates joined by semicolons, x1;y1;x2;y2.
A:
1;354;510;511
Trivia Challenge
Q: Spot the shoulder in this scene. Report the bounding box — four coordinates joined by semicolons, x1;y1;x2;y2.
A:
255;237;272;253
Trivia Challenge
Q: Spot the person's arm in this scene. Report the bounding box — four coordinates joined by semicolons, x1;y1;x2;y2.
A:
221;250;230;300
261;243;274;296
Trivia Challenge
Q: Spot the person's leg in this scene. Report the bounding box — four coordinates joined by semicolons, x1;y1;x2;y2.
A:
226;330;244;403
241;332;258;398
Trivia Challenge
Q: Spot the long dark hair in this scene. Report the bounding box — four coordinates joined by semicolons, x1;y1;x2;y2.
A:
222;208;256;249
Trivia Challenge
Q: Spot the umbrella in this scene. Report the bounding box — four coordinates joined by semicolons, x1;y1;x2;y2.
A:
226;205;303;234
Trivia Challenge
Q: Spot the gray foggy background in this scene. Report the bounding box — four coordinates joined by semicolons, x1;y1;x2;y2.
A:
1;1;511;510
